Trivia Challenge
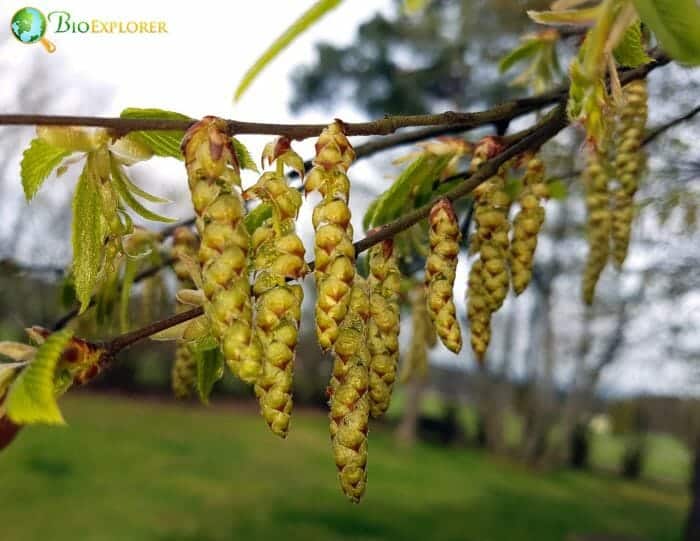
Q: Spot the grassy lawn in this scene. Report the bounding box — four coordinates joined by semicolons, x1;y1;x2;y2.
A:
1;393;688;541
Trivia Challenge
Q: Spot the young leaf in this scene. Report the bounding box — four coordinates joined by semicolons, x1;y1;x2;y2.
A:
234;0;343;100
20;138;72;201
231;137;259;173
111;160;176;223
547;178;568;200
194;343;224;404
120;108;193;159
0;342;36;362
614;21;651;67
633;0;700;65
244;203;272;234
5;330;73;426
72;161;107;313
499;39;542;73
116;172;169;204
119;257;138;333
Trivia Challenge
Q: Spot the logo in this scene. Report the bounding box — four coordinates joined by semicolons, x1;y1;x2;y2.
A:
11;7;55;53
10;6;169;53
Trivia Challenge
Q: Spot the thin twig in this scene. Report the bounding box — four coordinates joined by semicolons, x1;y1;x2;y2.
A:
643;104;700;145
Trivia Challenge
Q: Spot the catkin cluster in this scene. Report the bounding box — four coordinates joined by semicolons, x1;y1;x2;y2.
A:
582;146;611;305
181;117;261;384
511;155;548;295
171;227;199;399
612;79;647;268
305;121;357;351
328;279;371;503
367;239;401;418
245;146;307;438
425;199;462;353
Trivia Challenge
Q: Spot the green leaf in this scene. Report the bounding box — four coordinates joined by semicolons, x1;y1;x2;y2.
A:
244;203;272;234
231;137;259;173
633;0;700;65
72;160;107;313
614;21;652;67
527;7;600;26
20;138;72;201
119;257;138;333
365;154;453;230
499;39;542;73
403;0;431;15
234;0;343;100
120;108;192;159
193;342;224;404
111;160;176;223
546;178;568;200
5;330;73;426
115;171;169;203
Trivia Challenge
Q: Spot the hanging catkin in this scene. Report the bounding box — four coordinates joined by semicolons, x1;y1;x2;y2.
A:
511;155;548;295
171;226;199;399
181;117;261;384
305;121;356;351
467;259;491;363
245;142;307;438
367;239;401;418
582;145;611;305
612;79;647;268
425;199;462;353
328;278;371;503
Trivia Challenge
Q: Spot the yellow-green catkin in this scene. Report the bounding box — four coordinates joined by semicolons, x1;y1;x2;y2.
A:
582;145;611;305
511;155;548;295
305;121;356;351
400;285;430;383
367;239;401;418
181;117;261;384
171;227;199;399
467;259;491;363
612;79;647;268
245;143;307;438
425;199;462;353
476;168;511;313
328;278;371;503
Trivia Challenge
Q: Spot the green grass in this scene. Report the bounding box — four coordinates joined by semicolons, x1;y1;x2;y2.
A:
0;394;688;541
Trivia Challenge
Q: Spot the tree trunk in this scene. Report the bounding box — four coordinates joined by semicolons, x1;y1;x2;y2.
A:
685;438;700;541
396;377;425;446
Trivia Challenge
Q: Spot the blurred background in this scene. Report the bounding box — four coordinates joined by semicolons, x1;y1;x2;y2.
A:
1;1;699;540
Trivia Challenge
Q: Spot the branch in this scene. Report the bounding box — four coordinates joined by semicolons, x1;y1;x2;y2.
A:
643;104;700;145
0;92;561;140
101;105;568;356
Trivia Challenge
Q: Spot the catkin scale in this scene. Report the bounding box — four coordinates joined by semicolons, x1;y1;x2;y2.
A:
367;239;401;418
306;122;357;351
467;259;491;363
612;80;647;268
181;117;261;384
245;150;307;438
171;227;199;399
511;156;548;295
582;146;611;305
425;199;462;353
328;279;371;503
